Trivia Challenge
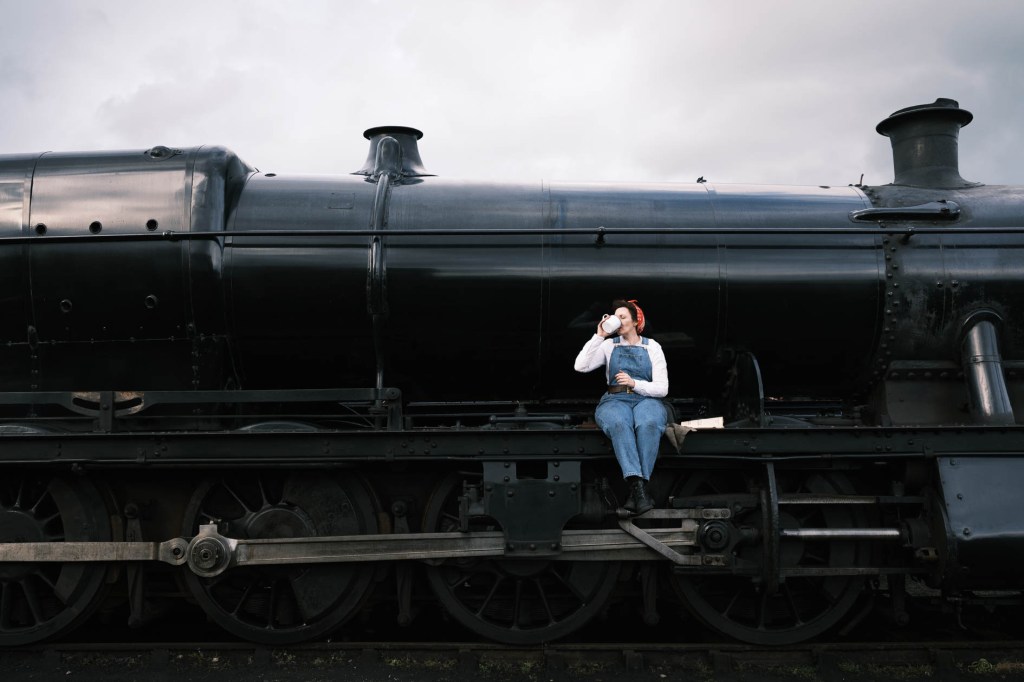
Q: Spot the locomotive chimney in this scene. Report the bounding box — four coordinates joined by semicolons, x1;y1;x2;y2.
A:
876;98;975;188
354;126;432;177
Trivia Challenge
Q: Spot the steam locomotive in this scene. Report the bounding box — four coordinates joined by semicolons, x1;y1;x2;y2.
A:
1;98;1023;647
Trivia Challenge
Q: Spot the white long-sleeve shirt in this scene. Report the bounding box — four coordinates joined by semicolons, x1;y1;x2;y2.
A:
574;335;669;398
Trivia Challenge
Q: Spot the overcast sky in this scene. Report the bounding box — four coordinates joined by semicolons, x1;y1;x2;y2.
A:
2;1;1022;187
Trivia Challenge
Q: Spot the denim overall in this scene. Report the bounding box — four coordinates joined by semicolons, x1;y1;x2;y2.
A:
595;337;667;481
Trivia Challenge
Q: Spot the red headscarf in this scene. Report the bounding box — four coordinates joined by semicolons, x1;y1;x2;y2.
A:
628;299;646;334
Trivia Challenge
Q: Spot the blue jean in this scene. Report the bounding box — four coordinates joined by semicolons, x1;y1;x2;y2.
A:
595;393;666;480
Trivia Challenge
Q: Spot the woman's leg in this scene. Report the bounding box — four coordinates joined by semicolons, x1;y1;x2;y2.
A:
633;398;668;481
596;398;642;479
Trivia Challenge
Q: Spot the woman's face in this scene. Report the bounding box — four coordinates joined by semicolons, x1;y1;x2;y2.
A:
614;306;635;334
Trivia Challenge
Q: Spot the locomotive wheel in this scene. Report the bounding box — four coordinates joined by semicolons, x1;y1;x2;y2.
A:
0;475;111;645
181;473;378;644
423;473;619;645
670;470;864;645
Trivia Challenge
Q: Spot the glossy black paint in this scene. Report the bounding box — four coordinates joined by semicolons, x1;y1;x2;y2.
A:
1;99;1023;645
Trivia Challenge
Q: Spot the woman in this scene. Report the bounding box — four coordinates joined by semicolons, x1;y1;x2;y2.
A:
574;299;668;515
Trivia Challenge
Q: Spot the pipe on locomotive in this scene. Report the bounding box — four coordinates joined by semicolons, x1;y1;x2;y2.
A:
961;313;1015;425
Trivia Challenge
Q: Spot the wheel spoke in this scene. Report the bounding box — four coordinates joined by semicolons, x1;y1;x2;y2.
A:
783;583;805;625
721;586;742;618
228;575;262;616
533;578;555;625
549;567;587;604
445;569;475;590
440;511;461;528
267;580;280;628
33;570;57;592
511;579;523;628
18;579;45;625
257;478;272;508
13;478;26;508
0;582;12;631
757;586;770;629
28;489;50;516
220;482;256;515
475;575;505;617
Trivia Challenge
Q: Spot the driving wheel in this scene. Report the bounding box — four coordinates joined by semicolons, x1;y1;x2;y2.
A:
0;475;111;645
670;469;865;645
423;473;619;644
182;473;378;644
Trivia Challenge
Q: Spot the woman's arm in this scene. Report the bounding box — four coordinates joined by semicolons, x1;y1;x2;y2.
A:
574;335;609;373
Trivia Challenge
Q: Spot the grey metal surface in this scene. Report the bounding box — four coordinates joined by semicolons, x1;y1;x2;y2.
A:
962;318;1015;424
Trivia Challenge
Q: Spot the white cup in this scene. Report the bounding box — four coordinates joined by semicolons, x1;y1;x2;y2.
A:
601;315;621;334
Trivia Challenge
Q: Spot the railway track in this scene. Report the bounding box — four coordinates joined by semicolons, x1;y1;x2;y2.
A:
4;640;1024;682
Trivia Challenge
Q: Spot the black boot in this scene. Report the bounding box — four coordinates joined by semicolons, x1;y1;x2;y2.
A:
630;478;655;515
622;476;639;513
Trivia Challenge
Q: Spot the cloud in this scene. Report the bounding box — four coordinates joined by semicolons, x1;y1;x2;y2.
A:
1;0;1022;185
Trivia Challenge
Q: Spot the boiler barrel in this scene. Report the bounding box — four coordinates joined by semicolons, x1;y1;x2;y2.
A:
227;173;878;400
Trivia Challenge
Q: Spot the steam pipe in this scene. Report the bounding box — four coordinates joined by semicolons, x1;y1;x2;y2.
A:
961;317;1015;425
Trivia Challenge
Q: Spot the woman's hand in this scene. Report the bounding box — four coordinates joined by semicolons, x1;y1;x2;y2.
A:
614;371;636;388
